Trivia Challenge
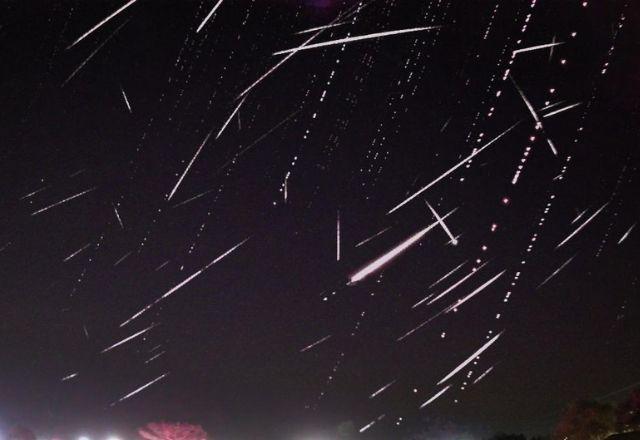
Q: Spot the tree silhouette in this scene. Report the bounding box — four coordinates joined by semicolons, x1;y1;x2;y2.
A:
7;426;36;440
617;388;640;433
553;400;616;440
139;423;208;440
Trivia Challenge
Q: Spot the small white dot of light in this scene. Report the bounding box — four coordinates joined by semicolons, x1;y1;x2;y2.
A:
550;88;555;93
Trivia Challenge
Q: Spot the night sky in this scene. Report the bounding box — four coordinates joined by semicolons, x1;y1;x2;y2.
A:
1;1;639;439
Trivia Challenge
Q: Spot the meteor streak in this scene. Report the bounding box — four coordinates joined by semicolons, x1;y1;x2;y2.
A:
557;203;608;248
67;0;137;49
300;335;332;352
110;373;168;406
419;385;450;408
273;26;441;56
388;123;519;214
31;187;97;216
349;209;456;284
437;332;503;385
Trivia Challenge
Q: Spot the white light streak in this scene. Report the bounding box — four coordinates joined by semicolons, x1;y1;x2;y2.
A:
110;373;168;406
63;19;129;86
539;100;566;111
509;74;541;125
443;270;506;313
167;131;213;201
113;205;124;228
572;208;589;224
618;222;636;244
172;188;216;208
428;260;468;288
369;379;396;399
426;201;457;245
472;365;495;384
216;96;246;139
273;26;441;56
61;372;79;381
355;226;391;248
512;41;564;56
144;351;165;364
437;332;503;385
20;186;48;200
196;0;224;33
396;309;445;341
543;102;582;118
556;202;608;248
121;86;132;113
101;323;156;353
154;260;170;271
388;122;519;214
239;30;323;98
359;420;376;433
67;0;137;49
121;239;248;326
63;243;92;262
359;415;385;433
31;187;97;216
300;335;332;352
537;255;576;289
203;237;250;269
349;209;456;284
336;210;341;261
419;385;450;408
296;21;346;35
417;262;487;308
114;251;133;267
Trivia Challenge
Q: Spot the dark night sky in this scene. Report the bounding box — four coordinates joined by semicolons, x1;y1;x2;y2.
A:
1;1;639;439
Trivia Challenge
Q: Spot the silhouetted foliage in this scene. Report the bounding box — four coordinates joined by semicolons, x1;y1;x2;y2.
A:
617;388;640;433
7;426;36;440
139;422;208;440
553;400;616;440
